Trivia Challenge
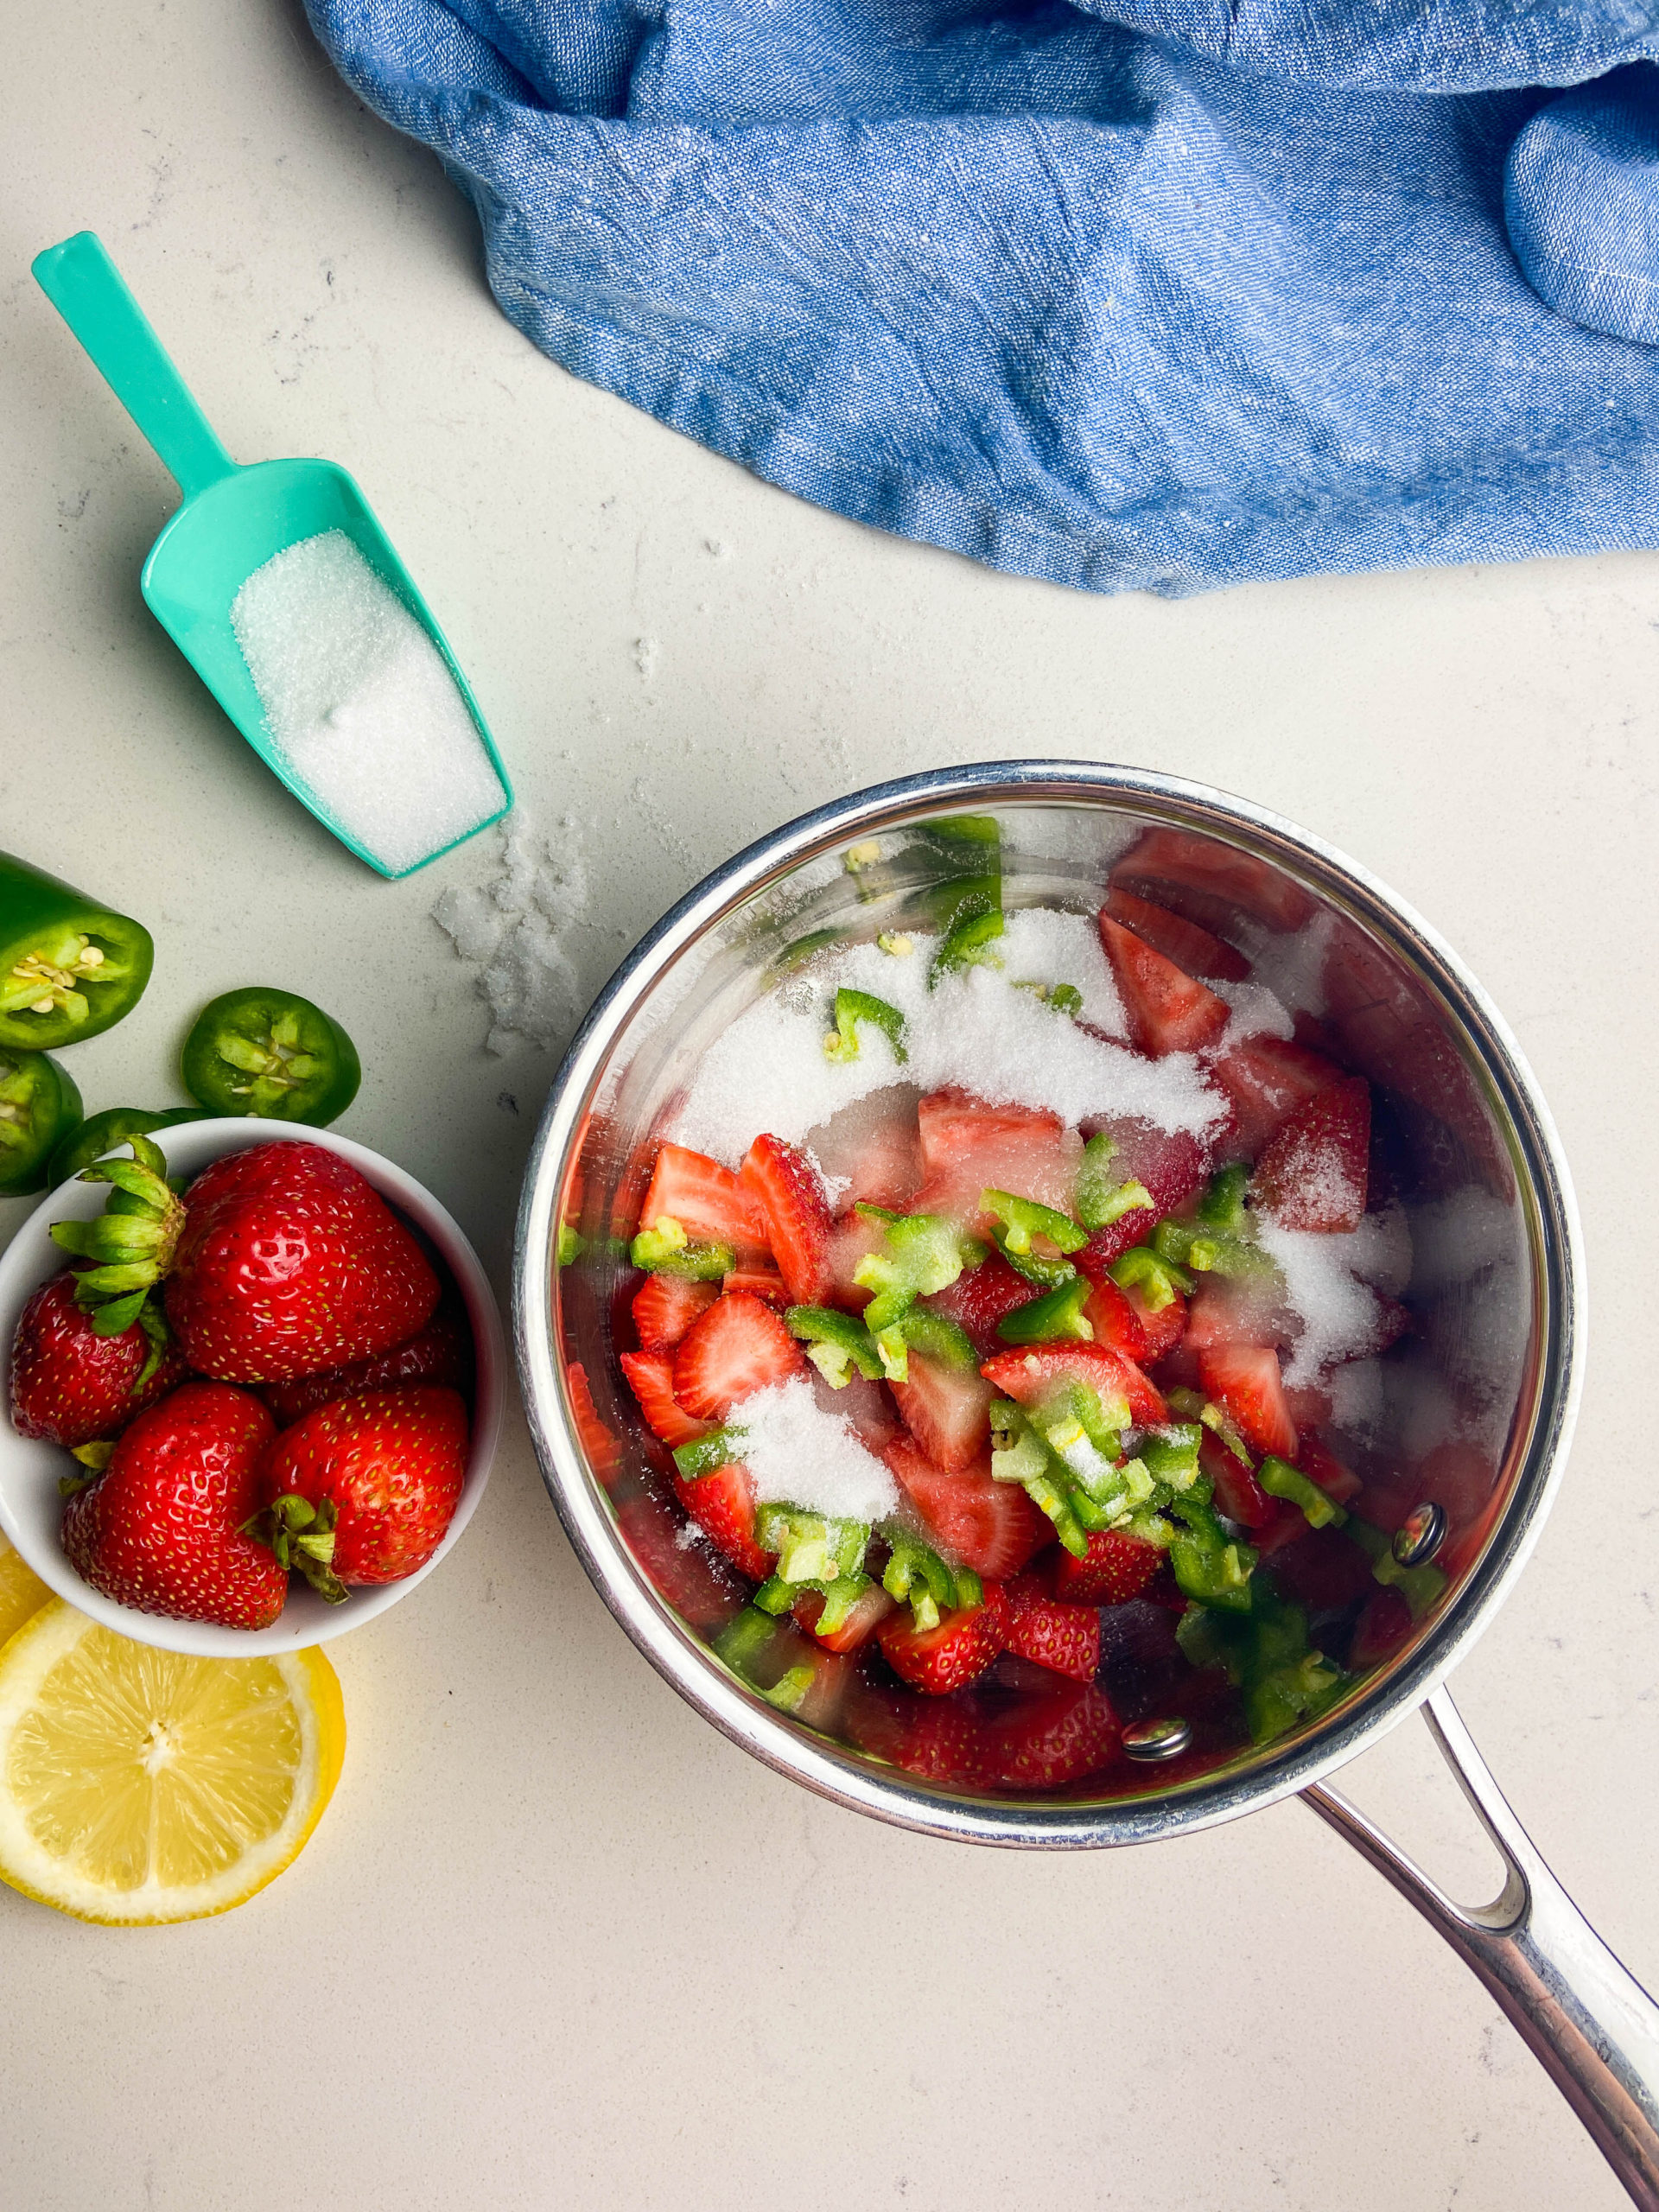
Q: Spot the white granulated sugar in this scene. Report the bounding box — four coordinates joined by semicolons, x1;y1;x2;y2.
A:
1258;1207;1412;1387
1213;979;1294;1049
999;810;1144;870
1325;1356;1385;1440
232;531;505;874
1407;1188;1522;1290
998;906;1127;1036
668;924;1226;1165
432;815;588;1053
733;1376;899;1523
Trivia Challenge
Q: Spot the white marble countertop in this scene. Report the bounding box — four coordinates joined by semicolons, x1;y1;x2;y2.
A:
3;7;1654;2208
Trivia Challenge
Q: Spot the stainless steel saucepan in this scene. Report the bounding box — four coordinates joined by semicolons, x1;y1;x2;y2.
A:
513;763;1659;2208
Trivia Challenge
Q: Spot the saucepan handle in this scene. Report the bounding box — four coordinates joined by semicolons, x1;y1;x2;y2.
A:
1304;1687;1659;2210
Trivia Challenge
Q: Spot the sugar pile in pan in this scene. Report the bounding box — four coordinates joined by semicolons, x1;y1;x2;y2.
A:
232;530;505;875
728;1376;899;1523
668;906;1228;1164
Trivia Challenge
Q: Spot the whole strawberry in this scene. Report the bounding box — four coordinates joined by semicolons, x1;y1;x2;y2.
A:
256;1385;467;1592
164;1141;440;1384
257;1306;473;1428
61;1380;285;1629
10;1269;188;1448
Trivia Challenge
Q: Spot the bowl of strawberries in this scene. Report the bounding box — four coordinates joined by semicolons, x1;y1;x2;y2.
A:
0;1120;505;1656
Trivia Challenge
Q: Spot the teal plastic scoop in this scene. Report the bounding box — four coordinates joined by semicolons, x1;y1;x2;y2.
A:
32;231;512;880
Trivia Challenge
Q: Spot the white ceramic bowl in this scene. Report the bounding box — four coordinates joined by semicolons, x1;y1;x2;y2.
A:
0;1118;505;1657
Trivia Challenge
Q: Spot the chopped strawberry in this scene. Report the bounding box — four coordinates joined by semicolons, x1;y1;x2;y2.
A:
978;1681;1120;1789
1198;1422;1274;1529
1254;1079;1370;1232
671;1292;804;1421
1102;884;1249;983
822;1370;902;1453
1207;1035;1347;1159
837;1116;923;1212
1184;1274;1287;1356
794;1580;896;1653
619;1350;712;1449
1296;1432;1363;1509
1349;1585;1414;1669
1198;1342;1298;1460
1262;1525;1375;1612
671;1459;774;1583
1004;1574;1101;1681
1114;826;1314;934
567;1359;624;1488
1073;1121;1211;1272
738;1135;834;1304
883;1435;1050;1580
722;1262;788;1306
912;1089;1080;1221
631;1273;719;1351
877;1581;1010;1695
1052;1529;1164;1606
638;1142;766;1249
1113;1272;1187;1363
926;1252;1037;1358
890;1355;995;1473
899;1699;988;1785
615;1492;746;1633
981;1343;1167;1427
1097;915;1230;1058
1082;1274;1150;1362
824;1209;887;1312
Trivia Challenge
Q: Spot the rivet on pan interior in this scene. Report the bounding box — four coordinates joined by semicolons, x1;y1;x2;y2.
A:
1122;1715;1192;1762
1393;1501;1446;1568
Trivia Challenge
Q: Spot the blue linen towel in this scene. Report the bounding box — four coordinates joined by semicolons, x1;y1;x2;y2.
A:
306;1;1659;596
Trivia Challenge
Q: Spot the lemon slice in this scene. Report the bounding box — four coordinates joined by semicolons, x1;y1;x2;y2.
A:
0;1533;53;1650
0;1600;345;1924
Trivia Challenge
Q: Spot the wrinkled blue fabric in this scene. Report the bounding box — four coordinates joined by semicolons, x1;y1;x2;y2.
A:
306;0;1659;595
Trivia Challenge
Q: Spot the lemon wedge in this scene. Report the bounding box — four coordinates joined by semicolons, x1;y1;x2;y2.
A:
0;1600;345;1923
0;1533;53;1650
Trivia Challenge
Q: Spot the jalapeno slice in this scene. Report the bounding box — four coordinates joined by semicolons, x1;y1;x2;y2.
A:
48;1105;208;1185
181;988;361;1124
0;1049;83;1196
0;852;154;1052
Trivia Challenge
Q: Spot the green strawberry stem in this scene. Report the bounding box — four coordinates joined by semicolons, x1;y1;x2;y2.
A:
245;1493;350;1604
48;1134;184;1347
60;1440;115;1496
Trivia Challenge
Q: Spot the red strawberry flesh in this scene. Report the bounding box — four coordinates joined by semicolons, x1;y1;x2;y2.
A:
883;1435;1049;1580
671;1292;804;1421
738;1134;833;1304
1097;914;1230;1058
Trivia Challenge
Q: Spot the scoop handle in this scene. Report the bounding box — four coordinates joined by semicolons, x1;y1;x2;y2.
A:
32;231;235;499
1306;1687;1659;2209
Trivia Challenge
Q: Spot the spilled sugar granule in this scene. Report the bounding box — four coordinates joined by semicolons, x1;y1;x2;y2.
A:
432;815;588;1053
231;530;505;874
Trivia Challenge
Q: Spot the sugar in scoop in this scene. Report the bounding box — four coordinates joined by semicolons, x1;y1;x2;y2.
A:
231;531;508;875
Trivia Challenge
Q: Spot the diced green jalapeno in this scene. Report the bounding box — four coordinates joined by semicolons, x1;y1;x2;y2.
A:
672;1429;742;1481
890;1306;978;1374
879;1525;980;1630
785;1305;884;1385
853;1208;985;1332
1177;1583;1351;1745
753;1503;870;1586
1258;1455;1346;1529
822;986;908;1065
630;1216;735;1279
556;1219;586;1268
982;1189;1087;1257
1151;1218;1266;1279
1139;1424;1203;1491
1074;1132;1154;1232
997;1274;1095;1344
929;902;1005;984
1111;1245;1194;1308
1197;1164;1251;1234
1166;1492;1257;1610
1346;1518;1448;1618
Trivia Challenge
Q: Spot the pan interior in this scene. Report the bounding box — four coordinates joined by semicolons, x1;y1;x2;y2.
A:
538;789;1567;1836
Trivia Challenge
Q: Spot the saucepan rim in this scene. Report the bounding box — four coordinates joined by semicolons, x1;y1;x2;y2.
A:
512;761;1584;1847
